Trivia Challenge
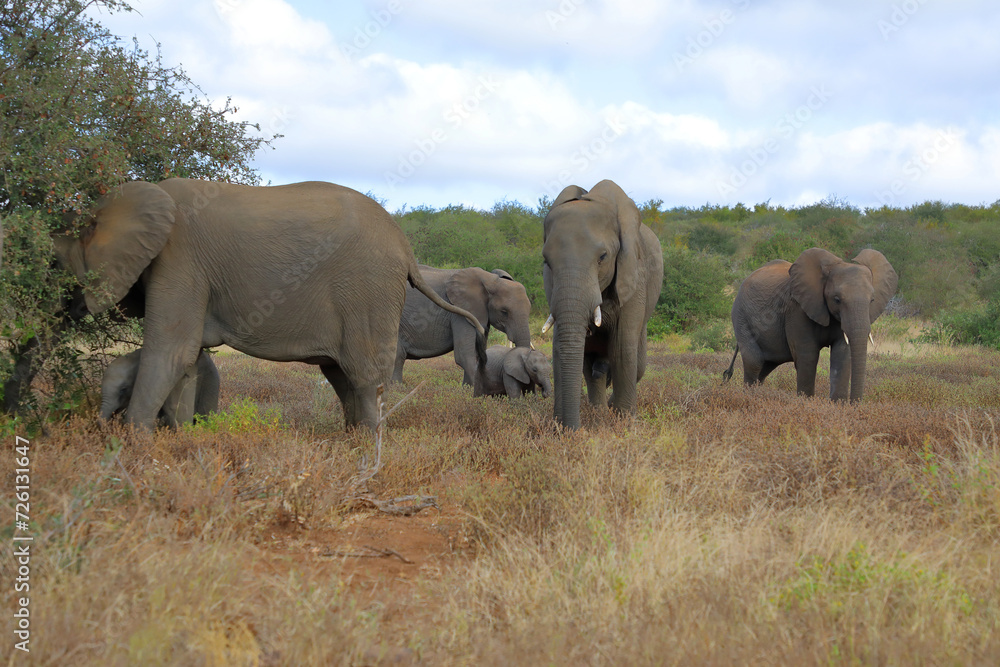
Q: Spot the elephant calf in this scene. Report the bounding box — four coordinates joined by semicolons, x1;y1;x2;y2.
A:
395;265;532;385
101;349;219;428
474;346;552;399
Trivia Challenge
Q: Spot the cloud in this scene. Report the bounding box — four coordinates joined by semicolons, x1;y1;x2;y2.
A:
95;0;1000;210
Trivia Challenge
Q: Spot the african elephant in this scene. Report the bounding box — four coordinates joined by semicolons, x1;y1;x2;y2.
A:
474;345;552;399
542;180;664;429
393;265;532;384
101;349;219;427
724;247;898;402
52;179;486;431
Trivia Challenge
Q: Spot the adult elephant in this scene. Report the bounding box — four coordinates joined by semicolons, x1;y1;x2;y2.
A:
393;265;532;384
101;349;219;427
53;179;486;431
542;180;663;430
724;247;897;402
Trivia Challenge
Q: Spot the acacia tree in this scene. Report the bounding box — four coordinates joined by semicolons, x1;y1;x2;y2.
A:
0;0;277;422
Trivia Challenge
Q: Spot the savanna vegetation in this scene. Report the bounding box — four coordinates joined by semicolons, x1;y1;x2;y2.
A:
3;338;999;664
2;2;1000;664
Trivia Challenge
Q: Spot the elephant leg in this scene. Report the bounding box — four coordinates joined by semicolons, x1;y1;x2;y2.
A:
829;337;851;401
160;366;198;428
127;345;201;430
503;374;524;399
391;340;407;383
451;318;479;386
321;364;379;432
794;346;821;397
194;352;220;418
609;336;640;416
636;328;648;384
757;361;780;383
583;354;608;407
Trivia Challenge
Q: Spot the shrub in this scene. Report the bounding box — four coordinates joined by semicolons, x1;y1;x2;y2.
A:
650;246;734;334
916;302;1000;350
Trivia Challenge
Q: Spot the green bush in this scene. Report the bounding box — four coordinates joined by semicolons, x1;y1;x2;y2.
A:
650;246;734;334
916;303;1000;350
688;319;735;352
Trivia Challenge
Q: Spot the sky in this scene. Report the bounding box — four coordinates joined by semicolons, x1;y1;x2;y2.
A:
96;0;1000;212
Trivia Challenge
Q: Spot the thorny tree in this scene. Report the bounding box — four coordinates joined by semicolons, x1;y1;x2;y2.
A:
0;0;278;425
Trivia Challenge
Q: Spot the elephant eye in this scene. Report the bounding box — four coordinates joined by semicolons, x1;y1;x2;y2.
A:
599;252;608;263
833;296;841;304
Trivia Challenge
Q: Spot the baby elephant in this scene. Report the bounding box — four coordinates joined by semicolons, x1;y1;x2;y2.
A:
474;346;552;399
101;349;219;428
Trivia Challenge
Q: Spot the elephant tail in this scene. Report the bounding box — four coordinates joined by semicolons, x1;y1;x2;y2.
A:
407;264;488;371
722;345;739;383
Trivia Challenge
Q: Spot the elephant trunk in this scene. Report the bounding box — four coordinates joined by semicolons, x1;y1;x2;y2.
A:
538;371;553;399
845;316;872;403
552;321;586;429
508;319;532;348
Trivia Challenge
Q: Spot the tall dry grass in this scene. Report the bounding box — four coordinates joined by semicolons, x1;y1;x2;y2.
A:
2;340;999;664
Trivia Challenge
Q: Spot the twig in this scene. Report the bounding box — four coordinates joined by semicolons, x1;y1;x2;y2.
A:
321;544;414;564
345;493;439;516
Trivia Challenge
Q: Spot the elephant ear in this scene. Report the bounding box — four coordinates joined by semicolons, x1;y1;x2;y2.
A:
82;182;176;314
445;268;489;327
853;249;898;323
789;248;843;326
503;349;531;385
589;179;642;304
491;268;514;281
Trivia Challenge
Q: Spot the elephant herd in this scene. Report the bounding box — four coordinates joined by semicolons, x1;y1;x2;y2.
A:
50;177;897;434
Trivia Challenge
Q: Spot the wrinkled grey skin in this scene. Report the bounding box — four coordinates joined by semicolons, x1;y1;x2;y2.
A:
394;265;532;385
474;345;552;399
52;179;486;432
542;180;664;430
724;247;898;402
101;349;219;427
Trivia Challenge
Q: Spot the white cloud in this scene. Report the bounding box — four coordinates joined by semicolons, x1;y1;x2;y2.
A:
93;0;1000;209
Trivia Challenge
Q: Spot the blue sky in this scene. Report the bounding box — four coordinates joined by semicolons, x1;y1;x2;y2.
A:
98;0;1000;211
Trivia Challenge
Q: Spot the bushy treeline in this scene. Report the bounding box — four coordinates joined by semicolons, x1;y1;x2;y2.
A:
394;196;1000;348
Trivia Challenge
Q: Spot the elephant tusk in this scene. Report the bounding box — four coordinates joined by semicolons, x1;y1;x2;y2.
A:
593;306;602;328
530;342;535;350
869;332;875;346
507;339;515;348
541;314;554;334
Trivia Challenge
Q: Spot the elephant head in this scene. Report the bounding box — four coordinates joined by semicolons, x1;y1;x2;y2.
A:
446;268;532;347
789;247;898;402
542;180;647;428
52;181;175;315
505;347;553;398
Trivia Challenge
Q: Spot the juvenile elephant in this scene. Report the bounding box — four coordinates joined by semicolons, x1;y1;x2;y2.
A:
394;265;532;384
724;247;898;402
101;349;219;427
52;179;486;431
542;180;663;429
474;345;552;399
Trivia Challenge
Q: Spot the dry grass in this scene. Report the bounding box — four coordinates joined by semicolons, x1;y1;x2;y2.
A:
2;338;999;665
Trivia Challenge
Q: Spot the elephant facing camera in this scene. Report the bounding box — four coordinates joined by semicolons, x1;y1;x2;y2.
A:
725;247;898;402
